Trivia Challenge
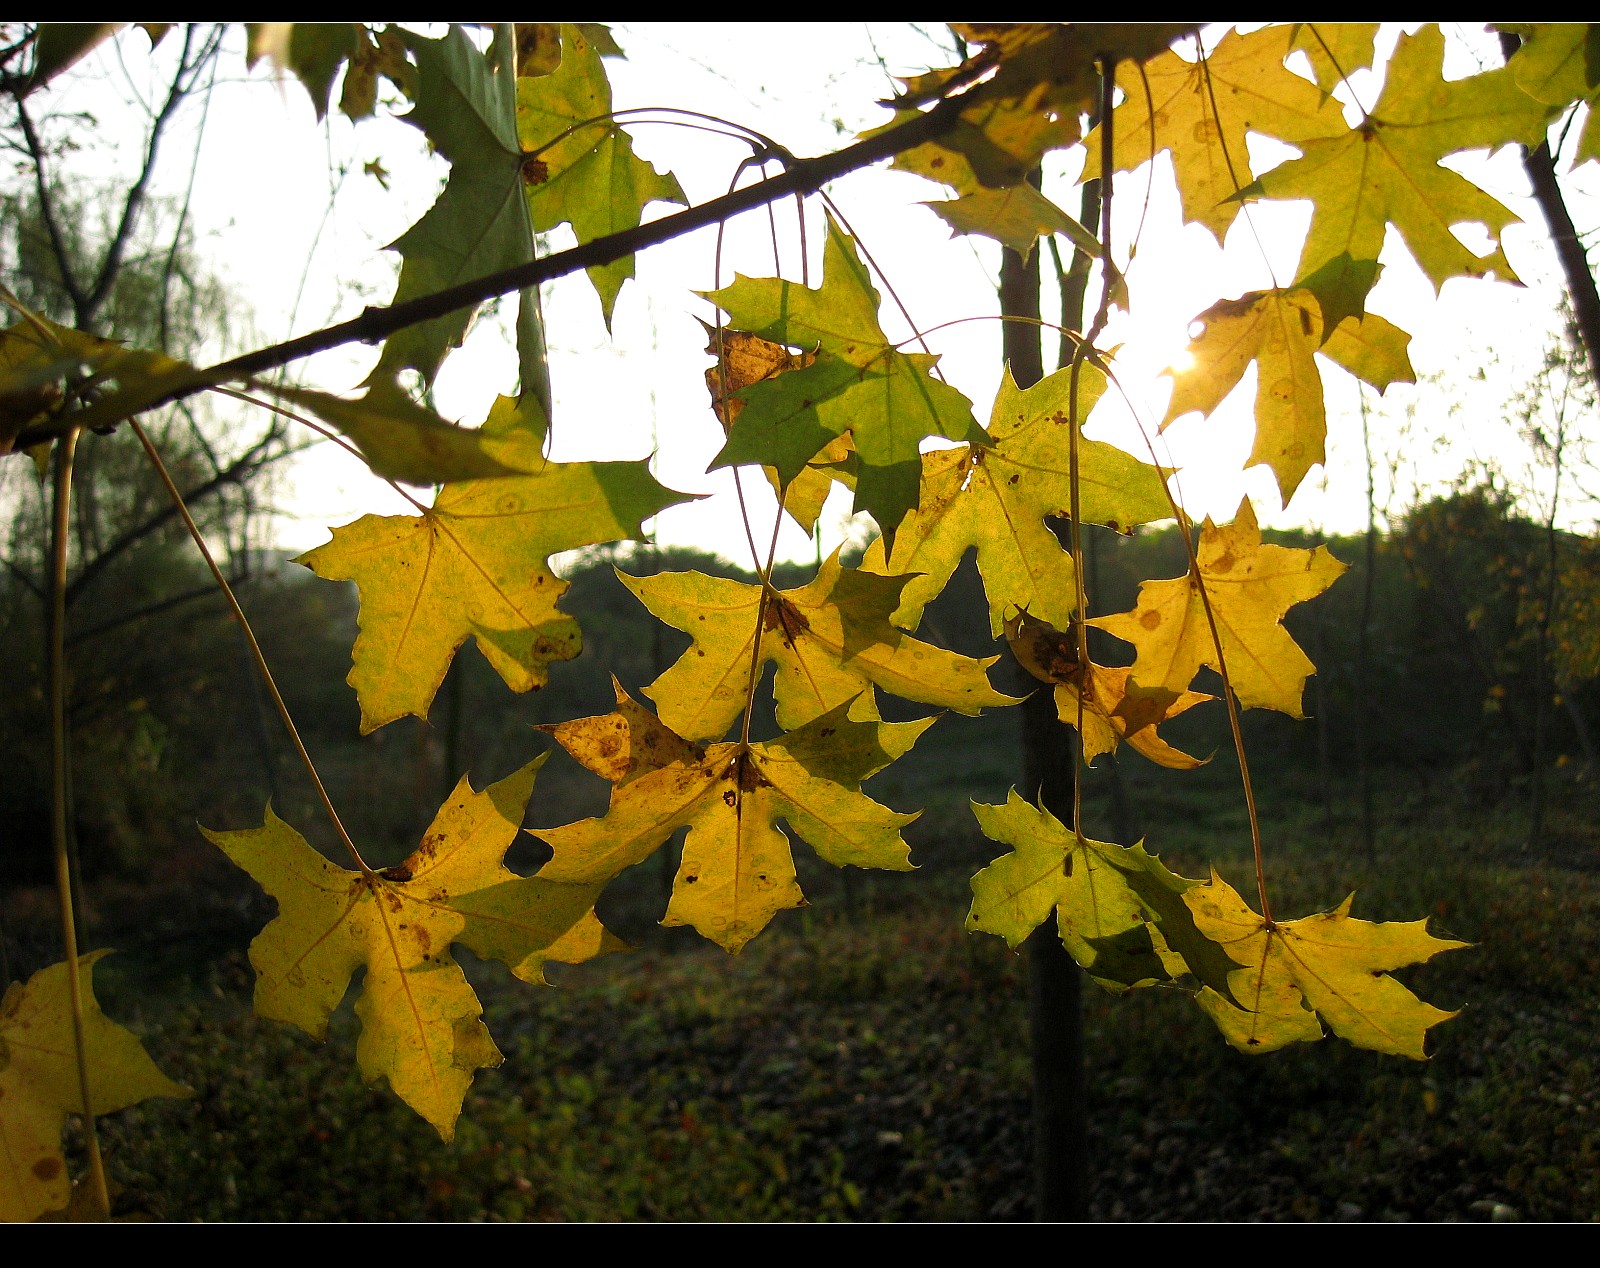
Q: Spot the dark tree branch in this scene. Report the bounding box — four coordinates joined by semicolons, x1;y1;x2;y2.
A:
13;88;975;450
65;425;290;602
83;25;211;322
1500;33;1600;392
67;578;226;646
13;92;88;317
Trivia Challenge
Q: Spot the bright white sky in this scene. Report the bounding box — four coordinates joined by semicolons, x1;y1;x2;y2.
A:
35;22;1600;568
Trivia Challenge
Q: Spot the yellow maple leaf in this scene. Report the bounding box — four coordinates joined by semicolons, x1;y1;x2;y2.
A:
621;551;1018;744
1;952;189;1223
1506;23;1600;167
1164;288;1414;503
299;408;690;733
1090;498;1347;717
1082;25;1350;241
536;689;930;953
1253;25;1555;312
1004;610;1211;769
862;362;1172;635
1185;870;1467;1057
204;758;617;1139
1289;22;1379;96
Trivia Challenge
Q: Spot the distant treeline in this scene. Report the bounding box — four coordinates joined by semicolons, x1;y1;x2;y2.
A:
2;481;1594;884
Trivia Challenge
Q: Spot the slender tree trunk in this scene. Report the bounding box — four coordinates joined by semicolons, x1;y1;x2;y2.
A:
1309;553;1336;834
1356;394;1379;862
1003;182;1089;1223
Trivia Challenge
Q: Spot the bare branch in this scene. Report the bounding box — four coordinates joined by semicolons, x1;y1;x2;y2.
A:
12;89;973;449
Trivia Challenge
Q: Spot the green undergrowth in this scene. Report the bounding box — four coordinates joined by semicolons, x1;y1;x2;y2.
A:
63;803;1595;1223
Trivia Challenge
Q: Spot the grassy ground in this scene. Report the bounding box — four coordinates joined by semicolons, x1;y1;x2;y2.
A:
27;782;1600;1222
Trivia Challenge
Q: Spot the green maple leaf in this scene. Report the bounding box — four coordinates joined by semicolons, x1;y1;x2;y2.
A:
861;362;1172;635
0;952;189;1223
368;26;546;406
702;326;854;534
1163;288;1415;503
967;791;1238;995
537;691;929;953
1082;25;1350;241
516;24;685;327
621;550;1018;743
205;758;618;1139
299;408;691;732
1185;870;1466;1057
704;212;987;542
1251;25;1555;315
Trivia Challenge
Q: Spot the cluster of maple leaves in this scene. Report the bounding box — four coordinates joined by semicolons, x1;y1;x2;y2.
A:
5;20;1596;1219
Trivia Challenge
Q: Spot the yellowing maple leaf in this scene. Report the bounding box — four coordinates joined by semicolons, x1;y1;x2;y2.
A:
537;690;931;953
885;116;1105;259
704;212;987;541
967;792;1238;995
899;24;1190;189
516;24;685;325
1507;23;1600;167
862;363;1173;635
0;952;188;1223
204;758;617;1138
1090;498;1347;717
1184;870;1466;1057
1003;610;1211;770
299;411;690;733
1290;22;1379;96
1081;25;1349;241
1163;289;1415;503
1252;25;1555;314
275;380;528;487
621;551;1018;744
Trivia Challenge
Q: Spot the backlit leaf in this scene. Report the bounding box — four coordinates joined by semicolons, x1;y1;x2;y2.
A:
862;362;1172;634
1082;25;1350;241
1004;610;1211;770
275;381;525;487
1090;498;1347;716
1185;870;1467;1057
703;326;849;534
622;550;1018;743
1251;25;1555;311
1506;23;1600;167
299;435;690;733
516;24;685;326
1164;288;1415;503
705;212;986;542
369;26;546;405
205;759;616;1139
0;952;189;1223
1290;22;1379;96
537;693;930;953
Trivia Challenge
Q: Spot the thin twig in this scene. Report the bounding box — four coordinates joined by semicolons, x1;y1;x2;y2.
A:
14;90;975;450
130;419;371;872
46;425;112;1217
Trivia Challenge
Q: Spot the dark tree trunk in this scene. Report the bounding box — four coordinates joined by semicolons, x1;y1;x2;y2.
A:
1002;181;1090;1223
